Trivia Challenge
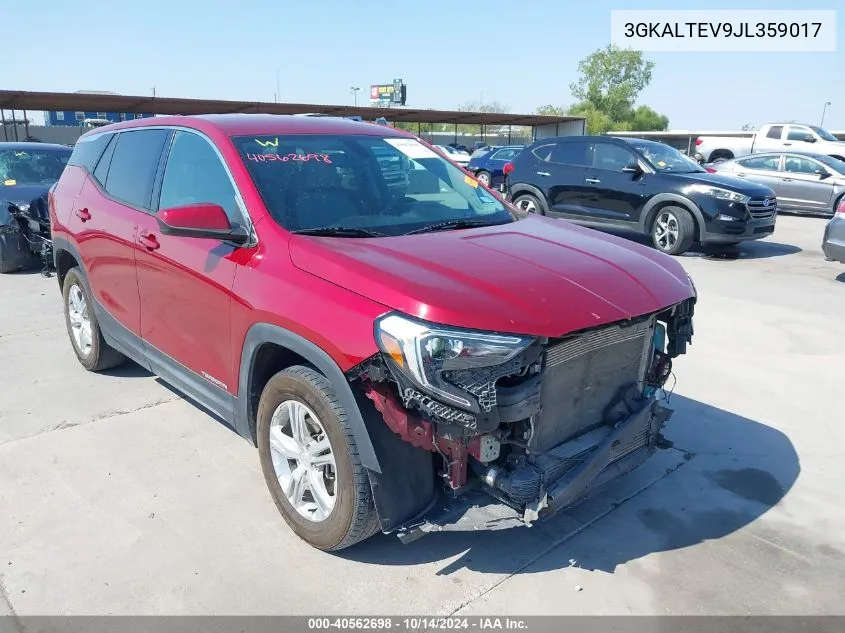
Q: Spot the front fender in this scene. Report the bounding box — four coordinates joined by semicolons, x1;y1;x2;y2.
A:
235;323;381;473
640;193;705;240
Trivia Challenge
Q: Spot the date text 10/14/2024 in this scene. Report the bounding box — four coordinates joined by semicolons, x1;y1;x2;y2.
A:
623;22;823;39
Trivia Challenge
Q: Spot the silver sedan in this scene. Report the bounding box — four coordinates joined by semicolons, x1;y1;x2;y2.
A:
710;152;845;216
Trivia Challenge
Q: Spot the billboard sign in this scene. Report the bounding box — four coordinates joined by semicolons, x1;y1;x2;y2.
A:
370;79;406;106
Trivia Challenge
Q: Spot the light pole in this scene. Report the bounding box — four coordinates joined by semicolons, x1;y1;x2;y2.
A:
821;101;831;127
350;86;360;107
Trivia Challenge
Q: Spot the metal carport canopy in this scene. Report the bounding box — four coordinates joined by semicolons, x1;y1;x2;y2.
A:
0;90;581;128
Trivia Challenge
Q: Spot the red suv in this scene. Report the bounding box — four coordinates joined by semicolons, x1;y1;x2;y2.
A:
49;115;696;551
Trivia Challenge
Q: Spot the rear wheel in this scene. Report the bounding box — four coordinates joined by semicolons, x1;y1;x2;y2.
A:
256;365;380;551
475;170;492;186
62;267;127;371
651;206;695;255
512;193;543;215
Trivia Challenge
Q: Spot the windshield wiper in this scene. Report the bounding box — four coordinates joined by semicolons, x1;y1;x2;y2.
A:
403;218;506;235
292;226;386;238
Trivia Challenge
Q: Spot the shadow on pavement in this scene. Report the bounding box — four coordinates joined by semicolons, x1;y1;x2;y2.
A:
340;395;800;575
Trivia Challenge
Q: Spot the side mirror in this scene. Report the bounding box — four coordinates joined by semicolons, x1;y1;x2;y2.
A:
804;134;817;143
817;169;831;179
622;162;643;175
157;203;249;244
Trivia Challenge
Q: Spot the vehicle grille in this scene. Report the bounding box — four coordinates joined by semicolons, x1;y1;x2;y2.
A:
746;196;777;219
529;318;654;453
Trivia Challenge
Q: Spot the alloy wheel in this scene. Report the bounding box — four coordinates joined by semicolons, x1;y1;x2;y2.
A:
268;399;337;522
67;284;93;357
654;210;680;251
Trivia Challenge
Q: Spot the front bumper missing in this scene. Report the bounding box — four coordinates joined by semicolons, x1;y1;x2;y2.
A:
397;396;673;543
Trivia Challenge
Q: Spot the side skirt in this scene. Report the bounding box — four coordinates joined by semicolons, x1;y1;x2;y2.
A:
92;299;237;427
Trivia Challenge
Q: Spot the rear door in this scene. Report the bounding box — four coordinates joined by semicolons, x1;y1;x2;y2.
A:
581;140;646;225
70;129;169;340
777;154;835;212
134;129;249;414
731;154;783;190
541;140;592;218
752;125;784;153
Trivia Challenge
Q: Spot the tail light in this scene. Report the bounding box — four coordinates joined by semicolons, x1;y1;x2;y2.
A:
704;167;717;173
838;198;845;217
695;138;703;146
503;162;515;176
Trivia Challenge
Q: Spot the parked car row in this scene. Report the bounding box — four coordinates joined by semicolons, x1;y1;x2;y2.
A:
502;135;777;255
707;152;845;216
696;122;845;164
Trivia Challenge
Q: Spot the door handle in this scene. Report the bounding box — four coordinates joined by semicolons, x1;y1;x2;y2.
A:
74;207;91;222
585;178;601;184
781;178;793;182
536;171;551;177
783;142;792;146
737;173;746;177
138;231;160;251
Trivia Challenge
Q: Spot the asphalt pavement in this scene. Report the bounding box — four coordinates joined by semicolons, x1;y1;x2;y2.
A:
1;214;843;616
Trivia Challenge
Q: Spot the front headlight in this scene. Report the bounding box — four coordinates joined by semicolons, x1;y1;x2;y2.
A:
687;184;749;204
375;313;534;410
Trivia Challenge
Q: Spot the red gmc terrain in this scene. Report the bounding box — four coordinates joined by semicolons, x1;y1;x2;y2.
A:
49;115;696;551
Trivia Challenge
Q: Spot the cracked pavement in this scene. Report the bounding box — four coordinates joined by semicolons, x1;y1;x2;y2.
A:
0;215;843;615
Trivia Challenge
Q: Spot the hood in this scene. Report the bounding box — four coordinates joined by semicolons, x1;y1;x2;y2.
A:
666;171;774;197
0;182;51;207
289;215;695;337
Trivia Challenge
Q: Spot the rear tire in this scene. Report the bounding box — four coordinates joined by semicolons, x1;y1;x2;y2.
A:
512;193;543;215
62;267;127;371
651;206;695;255
257;365;380;551
475;170;492;186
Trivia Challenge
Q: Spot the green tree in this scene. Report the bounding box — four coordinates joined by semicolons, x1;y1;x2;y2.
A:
570;45;655;122
537;46;669;133
629;105;668;132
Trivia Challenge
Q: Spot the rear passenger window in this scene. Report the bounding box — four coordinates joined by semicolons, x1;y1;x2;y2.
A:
549;141;591;167
67;133;111;171
531;144;554;161
766;126;783;140
104;129;169;209
92;134;117;185
158;131;241;223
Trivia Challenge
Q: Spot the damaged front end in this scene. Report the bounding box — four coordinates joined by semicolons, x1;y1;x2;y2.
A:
349;295;696;540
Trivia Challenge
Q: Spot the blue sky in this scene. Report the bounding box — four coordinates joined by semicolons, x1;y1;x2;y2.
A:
4;0;843;129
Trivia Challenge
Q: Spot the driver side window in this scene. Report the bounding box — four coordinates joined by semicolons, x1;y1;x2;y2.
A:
159;131;241;224
786;126;813;142
592;143;637;171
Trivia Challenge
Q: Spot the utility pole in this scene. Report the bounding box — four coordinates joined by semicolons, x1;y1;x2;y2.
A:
350;86;360;107
821;101;831;127
152;86;156;97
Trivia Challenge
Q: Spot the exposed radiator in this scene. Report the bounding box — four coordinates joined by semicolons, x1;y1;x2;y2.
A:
528;318;654;453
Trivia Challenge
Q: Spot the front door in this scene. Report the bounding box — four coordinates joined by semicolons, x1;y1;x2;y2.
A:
777;155;835;213
783;125;820;153
135;130;248;417
581;141;647;225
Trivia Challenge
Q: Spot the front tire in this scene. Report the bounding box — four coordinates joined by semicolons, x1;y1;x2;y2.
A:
257;365;380;551
62;267;127;371
651;206;695;255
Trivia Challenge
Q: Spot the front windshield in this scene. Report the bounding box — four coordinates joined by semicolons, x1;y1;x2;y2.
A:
815;154;845;173
233;134;514;236
628;140;704;173
809;125;838;142
0;148;71;185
